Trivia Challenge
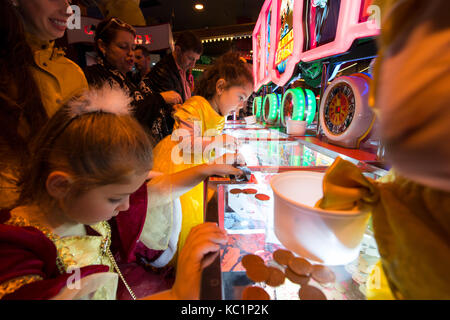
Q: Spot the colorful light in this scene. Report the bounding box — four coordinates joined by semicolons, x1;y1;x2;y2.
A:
281;88;305;125
253;96;263;118
304;89;317;125
263;93;279;123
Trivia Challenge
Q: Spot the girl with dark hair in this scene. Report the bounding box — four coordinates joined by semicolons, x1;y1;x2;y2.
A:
84;17;182;143
152;52;254;255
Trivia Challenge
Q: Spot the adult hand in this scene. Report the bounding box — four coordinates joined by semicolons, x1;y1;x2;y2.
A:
171;223;228;300
160;91;183;105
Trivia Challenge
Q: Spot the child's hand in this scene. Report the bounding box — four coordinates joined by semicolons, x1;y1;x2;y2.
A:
171;223;228;300
206;163;243;177
160;91;183;105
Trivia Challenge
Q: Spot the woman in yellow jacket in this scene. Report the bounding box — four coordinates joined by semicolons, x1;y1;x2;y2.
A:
152;52;253;253
14;0;89;117
1;0;88;208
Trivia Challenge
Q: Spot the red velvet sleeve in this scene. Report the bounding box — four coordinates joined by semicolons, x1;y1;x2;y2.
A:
110;183;163;264
0;223;108;300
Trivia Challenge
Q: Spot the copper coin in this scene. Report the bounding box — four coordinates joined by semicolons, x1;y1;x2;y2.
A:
241;254;264;269
242;286;270;300
299;285;327;300
285;267;310;286
273;249;294;266
246;263;269;283
230;188;242;194
243;188;258;194
288;257;313;276
311;265;336;284
255;193;270;201
265;267;286;287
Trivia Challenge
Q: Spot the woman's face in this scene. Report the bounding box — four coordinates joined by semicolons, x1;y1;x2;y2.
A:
18;0;72;41
100;30;136;75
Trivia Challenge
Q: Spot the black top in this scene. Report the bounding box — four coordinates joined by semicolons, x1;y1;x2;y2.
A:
84;59;170;144
146;53;190;130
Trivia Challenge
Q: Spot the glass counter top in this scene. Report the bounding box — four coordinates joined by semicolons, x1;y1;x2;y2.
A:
238;140;335;167
223;128;289;140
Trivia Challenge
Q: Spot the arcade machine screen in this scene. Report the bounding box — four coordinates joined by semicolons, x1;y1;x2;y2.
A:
304;0;341;50
275;0;294;74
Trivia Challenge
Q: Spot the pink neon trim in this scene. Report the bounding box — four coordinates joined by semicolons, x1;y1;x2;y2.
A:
253;0;381;89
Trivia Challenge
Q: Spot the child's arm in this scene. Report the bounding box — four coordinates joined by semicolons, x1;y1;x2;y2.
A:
141;222;228;300
175;119;240;157
146;163;242;207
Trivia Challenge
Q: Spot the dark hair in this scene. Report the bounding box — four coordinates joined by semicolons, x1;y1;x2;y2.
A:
94;17;136;59
134;45;150;57
175;31;203;55
18;93;153;206
195;52;253;100
0;0;48;181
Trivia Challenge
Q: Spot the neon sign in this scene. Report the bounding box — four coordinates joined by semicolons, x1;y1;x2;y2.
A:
275;0;294;73
253;0;380;89
252;0;275;90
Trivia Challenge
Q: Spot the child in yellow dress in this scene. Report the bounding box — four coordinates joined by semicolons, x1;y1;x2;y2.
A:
152;52;254;253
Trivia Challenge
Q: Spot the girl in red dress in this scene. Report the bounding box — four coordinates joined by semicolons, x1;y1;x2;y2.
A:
0;86;241;300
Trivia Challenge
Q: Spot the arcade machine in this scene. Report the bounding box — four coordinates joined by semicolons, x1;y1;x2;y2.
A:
252;0;380;150
201;0;388;301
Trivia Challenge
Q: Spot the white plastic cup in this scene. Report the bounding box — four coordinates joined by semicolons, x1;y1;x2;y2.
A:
244;115;257;125
286;120;307;135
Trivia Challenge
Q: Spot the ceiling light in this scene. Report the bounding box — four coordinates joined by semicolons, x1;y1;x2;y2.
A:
194;2;204;11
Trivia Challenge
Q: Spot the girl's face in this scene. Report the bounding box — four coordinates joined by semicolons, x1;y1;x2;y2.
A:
18;0;72;41
216;81;253;116
62;171;148;225
99;30;135;75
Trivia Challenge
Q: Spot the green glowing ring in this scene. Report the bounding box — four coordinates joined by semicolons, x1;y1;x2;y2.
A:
281;88;305;127
252;96;262;118
262;93;279;123
304;89;317;125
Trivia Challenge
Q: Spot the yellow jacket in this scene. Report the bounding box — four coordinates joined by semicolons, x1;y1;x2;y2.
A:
26;33;88;117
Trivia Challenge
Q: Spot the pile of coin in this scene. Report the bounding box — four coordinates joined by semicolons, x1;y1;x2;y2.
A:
228;188;271;201
241;249;336;300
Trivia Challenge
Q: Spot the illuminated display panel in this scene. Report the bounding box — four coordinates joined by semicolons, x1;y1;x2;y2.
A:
300;0;380;62
257;0;379;89
275;0;294;74
252;0;274;90
269;0;304;87
304;0;341;50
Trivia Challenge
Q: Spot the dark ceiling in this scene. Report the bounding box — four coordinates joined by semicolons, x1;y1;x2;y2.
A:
86;0;265;32
140;0;264;31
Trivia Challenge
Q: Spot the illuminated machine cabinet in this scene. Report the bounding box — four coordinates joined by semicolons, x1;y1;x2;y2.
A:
252;0;380;148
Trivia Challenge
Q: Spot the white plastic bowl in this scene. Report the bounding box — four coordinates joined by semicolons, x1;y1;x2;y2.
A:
270;171;370;265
